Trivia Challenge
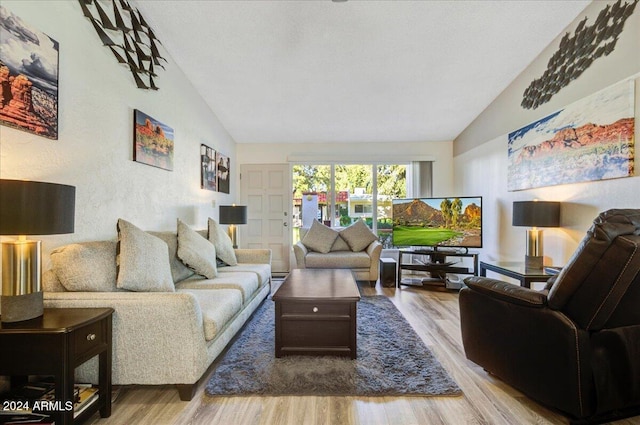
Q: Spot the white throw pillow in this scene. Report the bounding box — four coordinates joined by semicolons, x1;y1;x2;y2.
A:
177;219;218;278
302;219;339;253
208;218;238;266
339;219;378;252
116;219;174;292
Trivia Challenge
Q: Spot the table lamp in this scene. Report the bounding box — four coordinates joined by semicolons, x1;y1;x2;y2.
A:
219;205;247;249
512;200;560;270
0;179;75;322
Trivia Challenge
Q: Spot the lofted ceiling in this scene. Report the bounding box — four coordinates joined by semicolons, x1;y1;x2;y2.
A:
136;0;591;144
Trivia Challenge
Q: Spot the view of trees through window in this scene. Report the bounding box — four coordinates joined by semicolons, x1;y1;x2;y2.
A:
292;164;407;246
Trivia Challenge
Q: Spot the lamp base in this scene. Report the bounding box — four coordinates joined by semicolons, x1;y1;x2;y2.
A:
525;255;543;271
1;291;43;322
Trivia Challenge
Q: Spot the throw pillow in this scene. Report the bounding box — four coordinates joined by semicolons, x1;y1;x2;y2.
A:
208;218;238;266
177;219;218;278
51;241;119;292
301;219;339;253
116;219;174;292
339;219;378;252
148;231;195;284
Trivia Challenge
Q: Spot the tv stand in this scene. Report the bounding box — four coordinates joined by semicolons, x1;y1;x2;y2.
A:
397;249;478;290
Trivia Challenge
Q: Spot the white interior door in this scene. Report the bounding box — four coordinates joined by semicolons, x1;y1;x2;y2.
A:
239;164;291;274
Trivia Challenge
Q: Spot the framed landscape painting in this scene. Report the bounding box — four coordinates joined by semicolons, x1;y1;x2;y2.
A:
201;144;217;191
0;6;59;139
216;152;230;194
508;81;635;191
133;109;174;171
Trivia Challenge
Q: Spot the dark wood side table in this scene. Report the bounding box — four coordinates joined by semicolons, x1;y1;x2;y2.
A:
0;308;114;425
479;261;555;288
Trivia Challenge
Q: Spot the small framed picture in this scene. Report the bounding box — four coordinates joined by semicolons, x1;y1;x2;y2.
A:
216;152;230;194
133;109;174;171
201;144;217;191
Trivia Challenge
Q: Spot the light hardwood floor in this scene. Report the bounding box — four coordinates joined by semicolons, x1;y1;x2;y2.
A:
86;283;640;425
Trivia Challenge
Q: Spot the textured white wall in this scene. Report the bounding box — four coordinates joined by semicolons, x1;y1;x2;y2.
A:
0;1;237;269
453;0;640;272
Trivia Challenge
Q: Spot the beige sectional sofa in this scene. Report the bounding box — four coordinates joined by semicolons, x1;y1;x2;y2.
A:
42;219;271;401
294;219;382;285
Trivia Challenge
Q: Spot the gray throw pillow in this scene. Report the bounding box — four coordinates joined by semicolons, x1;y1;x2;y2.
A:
208;218;238;266
51;241;119;292
177;219;218;278
339;219;378;252
116;219;174;292
302;219;339;253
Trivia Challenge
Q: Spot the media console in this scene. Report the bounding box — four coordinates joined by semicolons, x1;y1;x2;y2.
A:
397;249;479;290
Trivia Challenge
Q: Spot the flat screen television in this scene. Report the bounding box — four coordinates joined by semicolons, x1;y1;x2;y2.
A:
392;196;482;249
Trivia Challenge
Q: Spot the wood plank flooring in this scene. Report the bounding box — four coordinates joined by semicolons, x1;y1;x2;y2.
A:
86;283;640;425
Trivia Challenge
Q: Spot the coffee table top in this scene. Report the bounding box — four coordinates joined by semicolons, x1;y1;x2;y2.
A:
273;269;361;302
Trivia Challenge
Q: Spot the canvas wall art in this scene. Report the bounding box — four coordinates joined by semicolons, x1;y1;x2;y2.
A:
508;80;635;191
201;144;217;191
0;6;59;139
216;152;230;194
133;109;174;171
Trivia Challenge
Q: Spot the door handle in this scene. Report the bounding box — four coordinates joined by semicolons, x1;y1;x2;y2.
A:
283;222;288;227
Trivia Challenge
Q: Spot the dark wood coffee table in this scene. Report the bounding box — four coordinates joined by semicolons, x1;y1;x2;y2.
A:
273;268;361;359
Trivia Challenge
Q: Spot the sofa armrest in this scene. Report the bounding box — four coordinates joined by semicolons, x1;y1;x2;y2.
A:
293;241;308;268
43;291;209;385
463;276;548;308
234;249;271;264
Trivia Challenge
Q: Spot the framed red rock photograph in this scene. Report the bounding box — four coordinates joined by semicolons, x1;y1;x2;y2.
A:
0;6;59;139
133;109;174;171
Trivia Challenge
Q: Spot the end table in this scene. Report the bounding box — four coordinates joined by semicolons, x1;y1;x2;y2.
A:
0;308;113;425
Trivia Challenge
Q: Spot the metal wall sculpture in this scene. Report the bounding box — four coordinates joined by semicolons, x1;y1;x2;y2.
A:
521;0;637;110
78;0;167;90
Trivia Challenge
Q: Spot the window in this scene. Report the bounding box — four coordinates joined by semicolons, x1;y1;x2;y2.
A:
292;163;411;247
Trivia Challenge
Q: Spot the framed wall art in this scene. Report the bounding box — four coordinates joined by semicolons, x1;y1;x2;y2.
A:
216;152;230;194
508;80;635;191
0;6;59;139
201;144;217;191
133;109;174;171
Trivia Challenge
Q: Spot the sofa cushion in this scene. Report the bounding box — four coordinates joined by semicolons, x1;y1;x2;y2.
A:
50;241;119;292
148;231;195;284
222;264;271;286
175;272;259;303
208;218;238;266
305;251;371;269
302;219;339;253
180;288;243;341
116;219;174;292
177;219;218;279
339;219;378;252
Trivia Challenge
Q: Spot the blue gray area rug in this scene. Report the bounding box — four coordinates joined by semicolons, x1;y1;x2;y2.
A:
205;296;462;397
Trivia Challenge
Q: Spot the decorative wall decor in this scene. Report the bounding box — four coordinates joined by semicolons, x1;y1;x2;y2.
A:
133;109;174;171
521;0;637;110
0;6;59;139
201;144;217;191
508;80;634;191
78;0;167;90
216;152;230;194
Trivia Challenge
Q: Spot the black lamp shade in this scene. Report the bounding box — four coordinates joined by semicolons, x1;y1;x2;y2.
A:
512;201;560;227
219;205;247;225
0;179;76;235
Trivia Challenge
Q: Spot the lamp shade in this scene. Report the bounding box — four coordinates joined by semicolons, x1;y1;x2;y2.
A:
0;179;76;235
219;205;247;225
512;201;560;228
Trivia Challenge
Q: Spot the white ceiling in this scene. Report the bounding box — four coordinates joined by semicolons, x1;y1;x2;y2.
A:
136;0;591;144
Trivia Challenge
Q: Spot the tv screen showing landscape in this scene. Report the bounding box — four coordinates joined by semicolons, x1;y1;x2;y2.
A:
392;197;482;248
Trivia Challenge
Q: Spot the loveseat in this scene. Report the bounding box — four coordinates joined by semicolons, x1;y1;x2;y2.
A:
42;218;271;401
294;219;382;285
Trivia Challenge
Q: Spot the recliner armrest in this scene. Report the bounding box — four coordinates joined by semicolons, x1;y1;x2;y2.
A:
464;276;548;308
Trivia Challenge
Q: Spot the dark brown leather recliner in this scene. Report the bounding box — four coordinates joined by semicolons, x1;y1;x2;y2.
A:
459;209;640;423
